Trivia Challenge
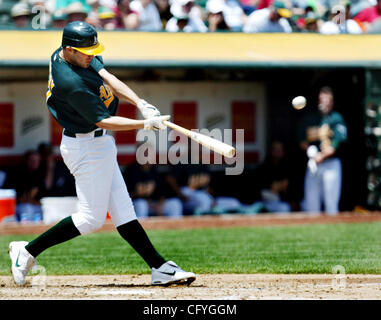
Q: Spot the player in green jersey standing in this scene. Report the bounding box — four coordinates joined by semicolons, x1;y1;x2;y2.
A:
302;86;347;215
9;21;196;286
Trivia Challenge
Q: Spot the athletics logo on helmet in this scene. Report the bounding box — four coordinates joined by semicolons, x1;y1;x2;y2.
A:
61;21;105;55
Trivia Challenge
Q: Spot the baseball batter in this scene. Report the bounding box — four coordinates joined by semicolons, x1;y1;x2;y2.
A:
8;21;196;286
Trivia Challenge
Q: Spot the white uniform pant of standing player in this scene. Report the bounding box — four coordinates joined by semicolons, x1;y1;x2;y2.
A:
303;157;342;215
60;131;136;234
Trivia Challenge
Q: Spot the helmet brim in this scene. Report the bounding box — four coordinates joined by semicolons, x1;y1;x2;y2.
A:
277;8;292;18
72;42;105;55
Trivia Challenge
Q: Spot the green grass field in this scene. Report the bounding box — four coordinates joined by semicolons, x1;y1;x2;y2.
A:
1;222;381;275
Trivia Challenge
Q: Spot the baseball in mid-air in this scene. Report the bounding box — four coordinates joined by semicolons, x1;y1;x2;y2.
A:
292;96;307;110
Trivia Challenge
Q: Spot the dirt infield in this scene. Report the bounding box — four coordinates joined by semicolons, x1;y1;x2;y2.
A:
2;212;381;300
2;212;381;235
2;274;381;300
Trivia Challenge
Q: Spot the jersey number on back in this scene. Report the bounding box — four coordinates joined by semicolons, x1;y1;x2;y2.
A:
99;84;114;108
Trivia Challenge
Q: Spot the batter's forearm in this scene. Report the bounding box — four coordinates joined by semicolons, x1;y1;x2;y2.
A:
111;79;140;105
98;69;140;106
96;116;144;131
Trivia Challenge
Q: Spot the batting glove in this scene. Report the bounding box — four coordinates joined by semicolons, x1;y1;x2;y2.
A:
137;99;161;119
144;115;170;131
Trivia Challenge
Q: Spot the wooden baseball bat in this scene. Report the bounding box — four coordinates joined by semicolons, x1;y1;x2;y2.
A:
163;121;236;158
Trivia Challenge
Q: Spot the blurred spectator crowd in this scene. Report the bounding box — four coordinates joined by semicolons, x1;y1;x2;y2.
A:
2;0;381;33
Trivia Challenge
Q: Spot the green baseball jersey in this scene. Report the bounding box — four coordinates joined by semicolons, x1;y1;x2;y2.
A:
321;111;347;150
46;47;118;134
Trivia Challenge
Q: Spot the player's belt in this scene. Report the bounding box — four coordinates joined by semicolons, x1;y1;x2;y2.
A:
63;129;105;138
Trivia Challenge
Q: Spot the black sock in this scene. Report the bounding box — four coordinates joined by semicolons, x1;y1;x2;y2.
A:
25;216;80;258
117;219;166;269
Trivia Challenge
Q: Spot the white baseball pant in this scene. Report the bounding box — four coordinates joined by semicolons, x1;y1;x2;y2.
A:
303;157;342;215
60;131;137;235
